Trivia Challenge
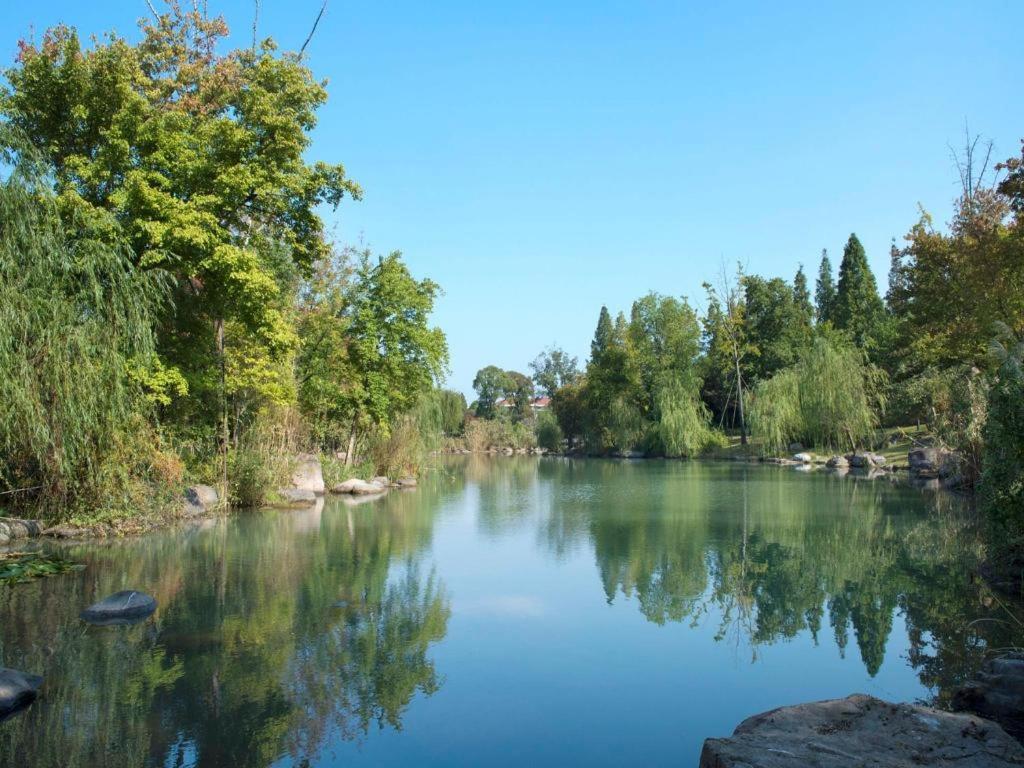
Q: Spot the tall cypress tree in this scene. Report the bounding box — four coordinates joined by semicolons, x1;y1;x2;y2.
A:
591;305;613;362
815;249;836;324
834;233;884;346
793;265;814;326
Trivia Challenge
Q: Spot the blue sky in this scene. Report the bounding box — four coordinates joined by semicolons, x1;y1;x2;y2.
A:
2;1;1022;397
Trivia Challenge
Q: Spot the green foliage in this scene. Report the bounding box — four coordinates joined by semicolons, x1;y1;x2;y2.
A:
437;390;468;436
0;165;165;512
535;411;564;452
0;552;84;586
655;379;720;457
472;366;514;419
980;324;1024;566
742;274;811;382
751;333;882;453
226;449;277;508
530;346;580;397
815;249;836;325
833;234;885;348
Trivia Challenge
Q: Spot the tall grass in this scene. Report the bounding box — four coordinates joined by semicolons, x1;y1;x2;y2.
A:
0;163;167;514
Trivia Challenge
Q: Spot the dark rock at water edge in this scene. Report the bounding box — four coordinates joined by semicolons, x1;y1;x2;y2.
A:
953;653;1024;743
699;693;1024;767
81;590;157;626
0;668;43;720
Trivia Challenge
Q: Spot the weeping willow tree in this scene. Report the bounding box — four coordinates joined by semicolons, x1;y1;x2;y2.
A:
0;163;165;512
750;333;882;453
655;379;721;457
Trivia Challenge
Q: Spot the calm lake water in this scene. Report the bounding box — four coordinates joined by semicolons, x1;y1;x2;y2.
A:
0;458;1015;767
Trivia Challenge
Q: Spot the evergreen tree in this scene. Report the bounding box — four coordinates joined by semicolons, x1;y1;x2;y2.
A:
815;249;836;324
793;265;814;327
834;234;885;347
591;306;614;361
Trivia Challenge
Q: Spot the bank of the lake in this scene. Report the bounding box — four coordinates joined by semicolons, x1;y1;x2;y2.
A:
0;457;1018;767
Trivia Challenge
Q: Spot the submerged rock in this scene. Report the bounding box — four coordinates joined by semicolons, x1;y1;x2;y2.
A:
699;693;1024;767
81;590;157;626
270;488;317;508
0;668;43;720
953;654;1024;742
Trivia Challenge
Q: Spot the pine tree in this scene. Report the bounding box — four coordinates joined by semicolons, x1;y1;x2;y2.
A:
834;234;884;347
793;264;814;326
815;249;836;324
591;306;613;361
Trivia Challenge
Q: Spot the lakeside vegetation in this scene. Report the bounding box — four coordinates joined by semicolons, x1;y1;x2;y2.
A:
0;3;1020;586
0;6;449;523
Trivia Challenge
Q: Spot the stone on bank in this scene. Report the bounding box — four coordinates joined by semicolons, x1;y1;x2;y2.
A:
699;694;1024;767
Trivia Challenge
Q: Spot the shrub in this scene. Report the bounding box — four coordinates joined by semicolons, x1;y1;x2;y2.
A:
535;411;564;452
980;324;1024;570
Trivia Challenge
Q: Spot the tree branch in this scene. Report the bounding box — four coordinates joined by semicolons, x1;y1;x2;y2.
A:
299;0;328;59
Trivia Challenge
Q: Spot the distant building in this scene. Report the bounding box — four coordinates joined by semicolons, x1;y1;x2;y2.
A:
493;396;551;412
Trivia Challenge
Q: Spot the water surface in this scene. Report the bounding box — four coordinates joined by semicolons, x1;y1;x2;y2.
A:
0;458;1013;767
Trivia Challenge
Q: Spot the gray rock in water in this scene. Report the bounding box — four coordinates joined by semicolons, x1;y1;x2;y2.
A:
184;484;219;517
394;477;418;488
0;668;43;720
699;693;1024;767
331;479;386;496
81;590;157;626
953;653;1024;742
270;488;317;507
792;452;812;464
826;455;849;469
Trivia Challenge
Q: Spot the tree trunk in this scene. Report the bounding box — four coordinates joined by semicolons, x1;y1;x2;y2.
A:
216;318;228;493
344;424;357;468
733;346;747;445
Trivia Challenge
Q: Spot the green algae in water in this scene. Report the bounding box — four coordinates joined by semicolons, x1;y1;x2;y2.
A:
0;552;83;586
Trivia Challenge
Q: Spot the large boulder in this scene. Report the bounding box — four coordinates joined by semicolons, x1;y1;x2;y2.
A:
953;654;1024;742
792;452;812;464
81;590;157;626
848;452;886;469
826;455;849;469
330;479;387;496
0;668;43;720
0;518;43;540
291;454;325;495
699;694;1024;767
184;484;219;517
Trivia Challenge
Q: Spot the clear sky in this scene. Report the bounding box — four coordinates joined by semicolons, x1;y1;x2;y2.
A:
2;1;1022;397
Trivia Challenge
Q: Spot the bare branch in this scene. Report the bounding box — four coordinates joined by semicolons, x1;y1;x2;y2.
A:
299;0;328;59
145;0;161;21
252;0;261;49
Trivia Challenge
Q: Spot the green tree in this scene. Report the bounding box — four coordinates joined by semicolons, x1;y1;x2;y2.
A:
793;265;814;328
529;346;580;397
833;234;884;347
1;7;361;456
472;366;513;419
506;371;535;422
437;390;468;436
980;323;1024;572
742;275;808;382
815;249;836;325
339;251;448;463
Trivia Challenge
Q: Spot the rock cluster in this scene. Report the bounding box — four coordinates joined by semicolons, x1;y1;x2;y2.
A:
699;693;1024;767
0;517;44;546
